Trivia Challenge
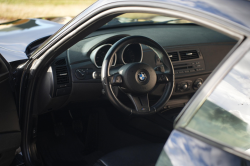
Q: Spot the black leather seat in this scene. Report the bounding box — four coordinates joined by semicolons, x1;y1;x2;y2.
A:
94;144;164;166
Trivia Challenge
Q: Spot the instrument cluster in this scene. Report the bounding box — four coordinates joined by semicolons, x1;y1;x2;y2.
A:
90;43;143;68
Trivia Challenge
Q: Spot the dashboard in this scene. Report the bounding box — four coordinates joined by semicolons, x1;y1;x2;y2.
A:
37;24;237;114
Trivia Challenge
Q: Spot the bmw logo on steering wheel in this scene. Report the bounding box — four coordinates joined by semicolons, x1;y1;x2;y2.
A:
138;72;147;82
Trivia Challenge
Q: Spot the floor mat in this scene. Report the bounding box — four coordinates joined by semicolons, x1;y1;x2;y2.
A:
97;108;152;154
36;107;158;166
36;128;100;166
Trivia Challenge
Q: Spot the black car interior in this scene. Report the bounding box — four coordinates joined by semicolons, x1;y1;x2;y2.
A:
1;13;238;166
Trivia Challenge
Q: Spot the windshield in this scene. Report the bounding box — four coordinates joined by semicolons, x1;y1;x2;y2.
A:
101;13;194;29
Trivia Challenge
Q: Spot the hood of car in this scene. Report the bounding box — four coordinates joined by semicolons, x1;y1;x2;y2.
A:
0;18;62;62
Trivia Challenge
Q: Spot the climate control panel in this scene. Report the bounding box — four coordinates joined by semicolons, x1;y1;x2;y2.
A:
193;78;203;89
175;78;204;93
176;80;192;92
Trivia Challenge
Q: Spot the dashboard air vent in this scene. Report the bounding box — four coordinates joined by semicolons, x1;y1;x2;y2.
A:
168;52;179;61
56;66;69;84
55;59;66;66
179;50;199;60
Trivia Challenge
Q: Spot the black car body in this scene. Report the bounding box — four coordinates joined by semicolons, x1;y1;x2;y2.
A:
0;0;250;166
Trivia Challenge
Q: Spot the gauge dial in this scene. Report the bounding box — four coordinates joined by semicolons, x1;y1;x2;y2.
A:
123;49;136;63
90;44;117;68
95;47;108;66
122;44;142;64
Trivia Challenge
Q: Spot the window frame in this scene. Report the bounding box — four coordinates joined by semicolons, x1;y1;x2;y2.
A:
175;37;250;161
175;38;250;128
22;2;250;164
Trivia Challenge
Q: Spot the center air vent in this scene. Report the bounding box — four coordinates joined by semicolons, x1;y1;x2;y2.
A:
179;50;199;60
168;52;179;61
56;66;69;84
55;59;66;66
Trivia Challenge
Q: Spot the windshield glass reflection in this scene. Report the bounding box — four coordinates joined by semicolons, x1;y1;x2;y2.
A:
187;51;250;153
101;13;194;29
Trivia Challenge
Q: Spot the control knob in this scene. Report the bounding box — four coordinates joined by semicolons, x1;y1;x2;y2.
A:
92;71;101;79
180;82;188;90
193;78;203;89
75;69;85;79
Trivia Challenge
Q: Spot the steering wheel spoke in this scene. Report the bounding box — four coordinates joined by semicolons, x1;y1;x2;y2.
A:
127;94;150;112
109;74;123;86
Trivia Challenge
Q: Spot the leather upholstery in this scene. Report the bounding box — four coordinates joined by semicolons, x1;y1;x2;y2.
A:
94;144;164;166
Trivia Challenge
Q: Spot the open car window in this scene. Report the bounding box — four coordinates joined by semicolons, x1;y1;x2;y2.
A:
186;50;250;154
100;13;194;29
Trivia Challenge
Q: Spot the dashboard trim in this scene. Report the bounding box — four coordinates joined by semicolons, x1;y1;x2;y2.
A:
90;44;117;68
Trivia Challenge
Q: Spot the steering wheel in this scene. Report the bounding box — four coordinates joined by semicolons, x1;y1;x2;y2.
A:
101;36;174;115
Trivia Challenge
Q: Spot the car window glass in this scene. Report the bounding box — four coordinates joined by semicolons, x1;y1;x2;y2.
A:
187;50;250;153
100;13;194;29
156;150;173;166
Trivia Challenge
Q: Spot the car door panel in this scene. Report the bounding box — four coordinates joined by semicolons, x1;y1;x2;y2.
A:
156;130;250;166
157;49;250;165
0;55;21;166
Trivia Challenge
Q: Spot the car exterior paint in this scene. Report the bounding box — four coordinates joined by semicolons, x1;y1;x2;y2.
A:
156;130;250;166
0;19;62;62
1;0;249;165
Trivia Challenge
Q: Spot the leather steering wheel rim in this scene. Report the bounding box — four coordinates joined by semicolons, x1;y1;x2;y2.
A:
101;36;175;115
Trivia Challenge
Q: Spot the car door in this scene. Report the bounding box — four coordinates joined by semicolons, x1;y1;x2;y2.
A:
156;44;250;165
0;54;21;166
